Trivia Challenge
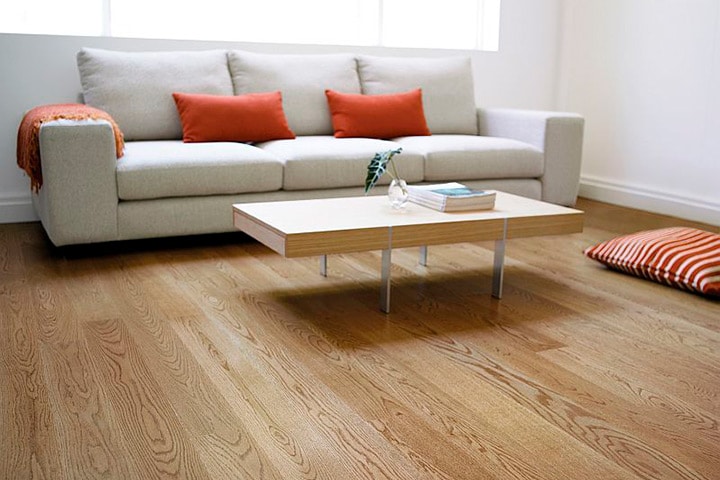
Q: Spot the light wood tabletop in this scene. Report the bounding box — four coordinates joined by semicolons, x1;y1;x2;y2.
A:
233;192;584;257
233;192;584;312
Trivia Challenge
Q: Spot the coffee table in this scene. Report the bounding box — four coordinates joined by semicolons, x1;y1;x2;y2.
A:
233;192;584;312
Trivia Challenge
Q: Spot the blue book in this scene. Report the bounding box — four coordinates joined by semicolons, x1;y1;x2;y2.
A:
407;183;496;211
430;187;493;198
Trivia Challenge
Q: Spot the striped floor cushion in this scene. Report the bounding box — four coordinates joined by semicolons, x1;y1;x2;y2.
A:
584;227;720;297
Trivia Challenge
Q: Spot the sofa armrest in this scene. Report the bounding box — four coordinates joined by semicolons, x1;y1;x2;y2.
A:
478;108;584;206
34;119;119;246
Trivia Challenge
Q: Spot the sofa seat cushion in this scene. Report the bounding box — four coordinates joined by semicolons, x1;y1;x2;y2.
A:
228;51;361;137
393;135;544;182
117;141;283;200
258;136;424;191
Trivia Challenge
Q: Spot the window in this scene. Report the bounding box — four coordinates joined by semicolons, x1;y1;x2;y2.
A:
383;0;486;50
0;0;105;36
109;0;381;47
1;0;501;51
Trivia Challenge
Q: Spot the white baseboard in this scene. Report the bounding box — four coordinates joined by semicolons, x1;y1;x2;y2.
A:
0;193;38;224
579;175;720;226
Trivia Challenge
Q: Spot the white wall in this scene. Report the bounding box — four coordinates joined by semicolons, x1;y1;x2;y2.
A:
4;1;718;227
0;0;562;223
557;0;720;225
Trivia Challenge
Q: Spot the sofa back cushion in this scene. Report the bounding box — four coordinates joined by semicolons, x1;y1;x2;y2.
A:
228;51;361;136
77;48;233;141
357;55;478;135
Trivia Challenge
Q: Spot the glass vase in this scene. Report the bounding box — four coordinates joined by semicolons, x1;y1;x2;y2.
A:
388;178;409;209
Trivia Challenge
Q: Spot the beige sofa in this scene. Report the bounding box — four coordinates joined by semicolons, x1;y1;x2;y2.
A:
32;48;584;246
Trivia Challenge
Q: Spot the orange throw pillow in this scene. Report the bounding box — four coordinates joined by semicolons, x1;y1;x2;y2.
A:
172;91;295;143
325;88;431;139
584;227;720;297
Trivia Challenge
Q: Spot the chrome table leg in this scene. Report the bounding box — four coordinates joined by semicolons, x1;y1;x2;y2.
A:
320;255;327;277
419;245;428;266
492;219;508;298
380;248;392;313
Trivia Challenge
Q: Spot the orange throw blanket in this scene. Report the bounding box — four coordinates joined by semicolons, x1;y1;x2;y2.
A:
17;104;125;192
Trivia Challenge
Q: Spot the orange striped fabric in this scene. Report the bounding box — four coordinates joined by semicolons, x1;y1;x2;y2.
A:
584;227;720;297
17;103;124;193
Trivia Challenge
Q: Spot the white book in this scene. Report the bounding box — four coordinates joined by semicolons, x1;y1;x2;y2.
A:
407;183;496;211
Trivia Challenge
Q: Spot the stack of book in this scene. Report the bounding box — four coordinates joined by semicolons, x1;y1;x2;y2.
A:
407;182;496;212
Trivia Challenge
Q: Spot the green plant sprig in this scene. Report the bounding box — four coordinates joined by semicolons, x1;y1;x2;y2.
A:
364;148;403;194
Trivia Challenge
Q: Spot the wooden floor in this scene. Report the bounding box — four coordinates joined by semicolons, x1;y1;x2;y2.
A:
0;198;718;480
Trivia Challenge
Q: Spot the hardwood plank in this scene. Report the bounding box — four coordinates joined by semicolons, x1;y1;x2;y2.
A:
400;273;719;478
158;252;432;480
82;317;212;478
389;325;708;480
274;268;702;480
0;277;43;479
194;250;539;480
1;199;718;479
206;245;635;480
489;263;720;414
89;258;284;479
425;240;720;412
28;266;138;479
